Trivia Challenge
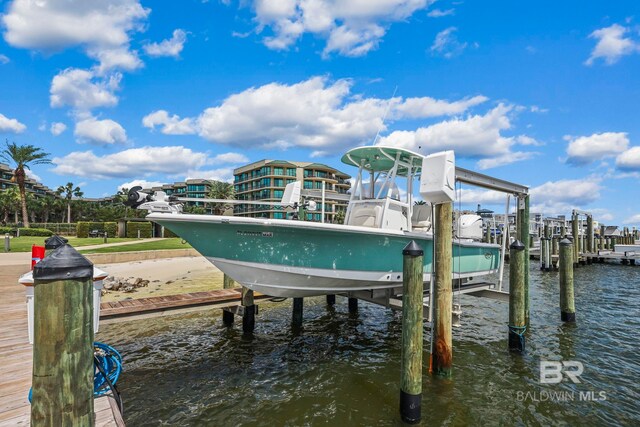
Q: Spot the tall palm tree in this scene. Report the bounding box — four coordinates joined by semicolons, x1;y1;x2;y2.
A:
1;141;51;228
0;187;21;225
39;195;57;224
206;180;235;215
56;182;83;224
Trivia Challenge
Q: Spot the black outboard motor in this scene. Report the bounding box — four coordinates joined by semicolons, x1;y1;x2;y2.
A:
124;186;150;208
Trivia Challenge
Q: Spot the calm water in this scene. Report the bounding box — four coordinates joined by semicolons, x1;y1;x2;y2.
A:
97;263;640;426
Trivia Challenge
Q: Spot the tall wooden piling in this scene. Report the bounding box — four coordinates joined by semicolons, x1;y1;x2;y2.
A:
241;287;255;334
508;240;526;353
31;244;94;426
292;297;303;327
431;202;452;377
571;215;579;266
516;195;530;320
222;274;235;325
400;241;424;424
586;215;594;253
559;239;576;322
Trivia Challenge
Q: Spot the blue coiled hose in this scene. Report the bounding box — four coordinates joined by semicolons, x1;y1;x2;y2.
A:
29;341;123;413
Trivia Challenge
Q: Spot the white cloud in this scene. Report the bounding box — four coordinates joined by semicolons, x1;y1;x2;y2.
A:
211;152;249;164
247;0;434;57
427;8;454;18
585;23;639;66
25;169;41;182
565;132;629;164
379;104;534;168
50;122;67;136
143;29;187;58
616;146;640;170
0;54;9;64
118;179;165;190
185;167;236;182
2;0;149;72
623;214;640;225
0;113;26;133
191;76;486;151
142;110;196;135
89;47;143;75
476;151;537;170
529;178;603;215
52;146;209;179
430;26;467;58
74;117;127;144
50;68;120;111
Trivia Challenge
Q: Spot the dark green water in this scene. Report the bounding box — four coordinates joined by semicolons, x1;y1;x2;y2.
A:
97;263;640;426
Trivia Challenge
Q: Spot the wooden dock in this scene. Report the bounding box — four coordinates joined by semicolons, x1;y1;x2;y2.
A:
100;289;271;323
0;264;124;427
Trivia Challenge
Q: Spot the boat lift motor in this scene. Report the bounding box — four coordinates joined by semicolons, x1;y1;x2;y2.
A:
419;151;455;204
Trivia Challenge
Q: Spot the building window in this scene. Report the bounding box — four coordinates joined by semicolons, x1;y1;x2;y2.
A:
273;167;284;175
273;190;284;199
273;212;284;219
262;178;271;187
303;180;313;189
287;168;296;176
274;178;284;187
286;179;296;185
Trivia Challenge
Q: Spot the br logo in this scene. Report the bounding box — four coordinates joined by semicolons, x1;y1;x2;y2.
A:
540;361;584;384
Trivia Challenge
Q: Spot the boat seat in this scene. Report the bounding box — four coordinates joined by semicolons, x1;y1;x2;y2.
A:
348;205;382;228
411;204;432;231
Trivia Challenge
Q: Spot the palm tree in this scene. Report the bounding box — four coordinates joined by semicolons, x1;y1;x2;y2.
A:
0;187;21;225
39;195;57;224
56;182;83;223
206;180;235;215
1;141;51;228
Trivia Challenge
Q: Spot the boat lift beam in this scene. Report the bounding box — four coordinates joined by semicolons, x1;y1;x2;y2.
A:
455;166;528;195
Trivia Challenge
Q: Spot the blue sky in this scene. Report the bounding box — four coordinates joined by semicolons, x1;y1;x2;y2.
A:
1;0;639;225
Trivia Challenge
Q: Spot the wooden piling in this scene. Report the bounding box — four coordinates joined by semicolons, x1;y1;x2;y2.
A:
571;215;579;267
586;215;594;253
400;241;424;424
431;202;452;377
292;297;303;327
241;287;255;334
559;239;576;322
516;195;530;320
31;244;95;426
222;274;235;325
508;240;526;353
326;294;336;306
348;297;358;313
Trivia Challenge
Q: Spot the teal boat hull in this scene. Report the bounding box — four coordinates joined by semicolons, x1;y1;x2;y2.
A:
148;213;500;297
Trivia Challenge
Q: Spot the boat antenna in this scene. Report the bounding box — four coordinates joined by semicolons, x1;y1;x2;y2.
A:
372;85;398;145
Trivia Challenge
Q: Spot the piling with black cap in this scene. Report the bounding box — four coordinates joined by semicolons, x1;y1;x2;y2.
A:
400;240;423;424
44;234;68;249
508;240;526;353
559;239;576;322
31;243;94;426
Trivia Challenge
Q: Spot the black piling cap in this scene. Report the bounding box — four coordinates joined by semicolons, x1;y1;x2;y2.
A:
510;240;525;251
560;238;573;246
33;244;93;281
44;234;69;250
403;240;424;256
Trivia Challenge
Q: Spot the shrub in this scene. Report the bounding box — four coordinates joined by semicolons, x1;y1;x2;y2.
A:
0;227;53;237
126;221;152;238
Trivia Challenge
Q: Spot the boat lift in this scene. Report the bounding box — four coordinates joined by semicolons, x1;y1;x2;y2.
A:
346;165;528;326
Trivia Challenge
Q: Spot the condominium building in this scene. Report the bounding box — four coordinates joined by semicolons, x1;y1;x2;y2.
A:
233;160;351;222
0;162;57;197
144;179;211;208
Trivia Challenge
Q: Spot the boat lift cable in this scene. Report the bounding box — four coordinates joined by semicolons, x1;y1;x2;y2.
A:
28;342;123;416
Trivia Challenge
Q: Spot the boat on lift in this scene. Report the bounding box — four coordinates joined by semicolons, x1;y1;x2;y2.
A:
127;146;500;297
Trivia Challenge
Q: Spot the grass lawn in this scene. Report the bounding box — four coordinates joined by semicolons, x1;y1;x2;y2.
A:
78;238;191;254
0;236;192;253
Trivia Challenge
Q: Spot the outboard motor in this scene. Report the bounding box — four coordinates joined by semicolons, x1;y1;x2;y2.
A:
455;214;484;240
124;186;150;208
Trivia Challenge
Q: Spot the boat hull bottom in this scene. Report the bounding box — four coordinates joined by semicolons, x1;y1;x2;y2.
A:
208;257;497;298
